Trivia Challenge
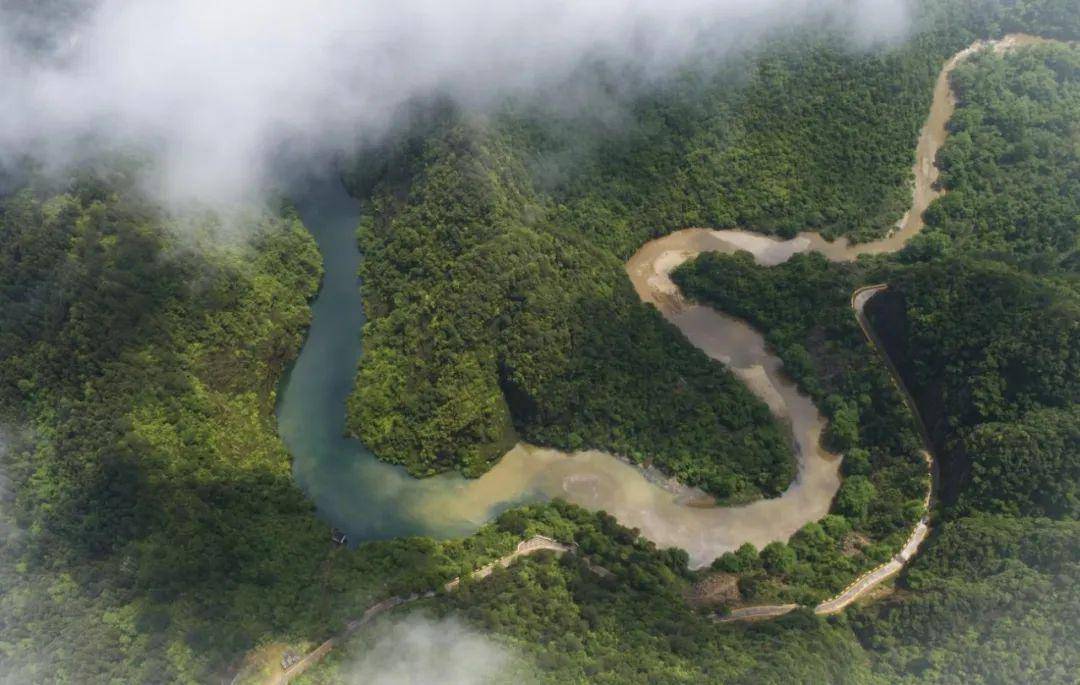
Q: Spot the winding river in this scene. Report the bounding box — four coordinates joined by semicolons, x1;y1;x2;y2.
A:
280;35;1042;568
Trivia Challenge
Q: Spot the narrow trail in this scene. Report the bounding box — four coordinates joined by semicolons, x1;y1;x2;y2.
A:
254;536;582;685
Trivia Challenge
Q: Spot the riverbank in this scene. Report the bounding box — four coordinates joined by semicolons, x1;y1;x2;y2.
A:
242;33;1060;685
283;34;1041;571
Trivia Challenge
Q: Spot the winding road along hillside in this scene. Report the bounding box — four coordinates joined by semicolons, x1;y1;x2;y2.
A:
252;536;579;685
719;285;934;621
626;32;1049;612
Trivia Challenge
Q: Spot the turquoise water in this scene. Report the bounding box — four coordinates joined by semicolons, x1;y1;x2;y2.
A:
279;176;526;542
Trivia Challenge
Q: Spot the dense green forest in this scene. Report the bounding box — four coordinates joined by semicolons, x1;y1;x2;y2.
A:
510;34;938;253
1;0;1079;682
298;501;886;685
915;42;1080;271
0;174;552;682
854;514;1080;683
347;125;791;500
309;262;1080;682
343;16;963;492
343;0;1080;493
310;3;1079;683
880;37;1080;525
867;258;1080;511
298;505;1079;685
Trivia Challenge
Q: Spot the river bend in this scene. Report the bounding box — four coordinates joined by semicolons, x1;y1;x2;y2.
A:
280;35;1042;568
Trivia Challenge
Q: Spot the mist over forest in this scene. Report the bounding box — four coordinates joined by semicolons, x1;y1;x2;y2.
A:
1;0;1078;684
1;0;910;205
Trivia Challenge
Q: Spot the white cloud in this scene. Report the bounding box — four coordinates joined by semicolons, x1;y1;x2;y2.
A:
342;615;524;685
0;0;911;204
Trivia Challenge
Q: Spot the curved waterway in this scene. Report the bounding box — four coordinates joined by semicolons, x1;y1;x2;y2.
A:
282;177;843;568
281;35;1041;568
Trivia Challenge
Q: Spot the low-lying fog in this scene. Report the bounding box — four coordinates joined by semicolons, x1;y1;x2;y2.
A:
1;0;911;206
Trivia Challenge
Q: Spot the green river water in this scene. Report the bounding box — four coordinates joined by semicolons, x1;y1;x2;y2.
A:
279;177;535;542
